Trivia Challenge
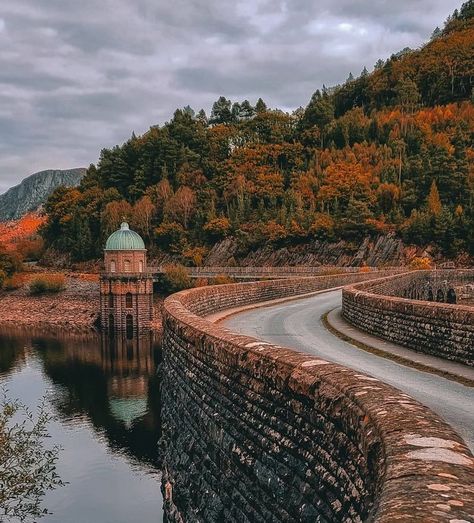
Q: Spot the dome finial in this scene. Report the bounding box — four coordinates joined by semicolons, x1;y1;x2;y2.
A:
120;220;129;230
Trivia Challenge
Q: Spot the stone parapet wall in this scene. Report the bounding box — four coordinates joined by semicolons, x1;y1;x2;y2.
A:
342;271;474;366
161;274;474;522
178;270;402;318
151;264;404;279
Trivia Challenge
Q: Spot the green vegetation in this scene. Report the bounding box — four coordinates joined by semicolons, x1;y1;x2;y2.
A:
41;2;474;263
0;248;21;289
159;264;194;293
0;392;64;521
29;274;66;295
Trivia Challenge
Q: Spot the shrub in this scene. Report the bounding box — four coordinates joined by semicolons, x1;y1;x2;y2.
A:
29;274;66;295
210;274;235;285
161;264;193;294
410;257;433;270
3;273;26;291
193;277;209;288
203;217;231;240
182;246;207;267
0;248;22;277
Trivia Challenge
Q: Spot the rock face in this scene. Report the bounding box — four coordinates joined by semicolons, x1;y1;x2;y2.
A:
0;168;86;221
204;234;411;267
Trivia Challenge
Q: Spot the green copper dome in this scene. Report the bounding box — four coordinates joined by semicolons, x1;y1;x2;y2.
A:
105;222;145;251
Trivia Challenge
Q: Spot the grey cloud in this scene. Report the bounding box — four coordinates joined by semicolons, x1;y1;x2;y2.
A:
0;0;461;193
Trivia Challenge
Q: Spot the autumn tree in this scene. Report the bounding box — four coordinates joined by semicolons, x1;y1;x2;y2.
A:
427;180;443;216
167;186;196;228
102;200;133;236
132;196;155;241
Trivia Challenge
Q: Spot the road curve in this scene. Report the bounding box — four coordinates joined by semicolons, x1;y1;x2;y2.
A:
224;289;474;451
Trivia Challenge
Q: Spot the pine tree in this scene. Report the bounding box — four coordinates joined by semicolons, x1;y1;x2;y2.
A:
210;96;233;124
255;98;267;113
196;109;208;125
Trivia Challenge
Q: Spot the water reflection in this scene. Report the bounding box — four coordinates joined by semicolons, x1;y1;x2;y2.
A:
0;327;163;523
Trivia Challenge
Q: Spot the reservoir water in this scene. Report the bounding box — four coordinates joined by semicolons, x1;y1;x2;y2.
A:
0;327;164;523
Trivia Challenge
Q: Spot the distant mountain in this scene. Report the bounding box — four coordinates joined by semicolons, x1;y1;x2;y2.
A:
0;168;86;221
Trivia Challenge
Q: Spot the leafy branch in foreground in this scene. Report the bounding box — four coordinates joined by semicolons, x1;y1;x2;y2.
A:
0;391;65;522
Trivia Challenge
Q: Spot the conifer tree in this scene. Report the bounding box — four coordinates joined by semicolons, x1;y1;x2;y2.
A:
427;180;442;216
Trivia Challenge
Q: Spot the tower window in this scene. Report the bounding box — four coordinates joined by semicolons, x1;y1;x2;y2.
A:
139;260;144;273
108;294;114;308
124;260;131;272
110;260;116;273
126;293;133;308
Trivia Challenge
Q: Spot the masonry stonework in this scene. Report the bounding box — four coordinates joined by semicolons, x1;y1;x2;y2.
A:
161;274;474;522
100;222;153;335
342;270;474;367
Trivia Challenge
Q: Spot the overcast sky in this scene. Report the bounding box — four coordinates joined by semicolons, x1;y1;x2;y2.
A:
0;0;461;193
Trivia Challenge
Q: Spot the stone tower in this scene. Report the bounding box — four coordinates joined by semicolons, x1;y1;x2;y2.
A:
100;222;153;335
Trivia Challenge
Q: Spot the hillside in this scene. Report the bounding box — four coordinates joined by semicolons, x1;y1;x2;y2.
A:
0;212;46;252
40;2;474;265
0;168;86;221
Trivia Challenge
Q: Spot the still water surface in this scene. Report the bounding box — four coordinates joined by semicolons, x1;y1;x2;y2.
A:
0;328;164;523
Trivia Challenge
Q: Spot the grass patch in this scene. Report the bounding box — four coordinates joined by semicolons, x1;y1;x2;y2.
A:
29;274;66;295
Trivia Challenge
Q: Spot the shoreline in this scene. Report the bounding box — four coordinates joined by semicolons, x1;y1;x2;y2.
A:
0;274;163;333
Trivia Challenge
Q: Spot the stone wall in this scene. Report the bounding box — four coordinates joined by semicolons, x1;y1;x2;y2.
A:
361;269;474;304
99;274;154;334
161;274;474;522
342;271;474;367
151;265;403;280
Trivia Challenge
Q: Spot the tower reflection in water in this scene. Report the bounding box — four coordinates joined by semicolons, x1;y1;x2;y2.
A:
34;328;162;468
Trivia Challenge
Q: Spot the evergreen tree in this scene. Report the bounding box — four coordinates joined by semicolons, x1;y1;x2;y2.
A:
300;90;334;131
239;100;255;119
210;96;233;124
196;109;208;125
255;98;267;113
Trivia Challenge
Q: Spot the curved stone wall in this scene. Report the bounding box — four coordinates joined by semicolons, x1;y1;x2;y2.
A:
342;271;474;366
161;274;474;522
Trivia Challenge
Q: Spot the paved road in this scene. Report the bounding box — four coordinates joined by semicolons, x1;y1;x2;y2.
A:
224;289;474;451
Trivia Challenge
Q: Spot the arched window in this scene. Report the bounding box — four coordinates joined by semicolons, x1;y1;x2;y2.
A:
110;260;116;273
447;288;457;304
436;289;445;302
124;260;131;272
126;293;133;308
126;314;134;339
428;289;434;301
108;294;114;308
139;260;144;273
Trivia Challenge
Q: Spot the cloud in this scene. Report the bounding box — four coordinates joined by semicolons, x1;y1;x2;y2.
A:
0;0;461;193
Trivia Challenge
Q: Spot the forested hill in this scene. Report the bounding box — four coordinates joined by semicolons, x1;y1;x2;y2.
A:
41;1;474;264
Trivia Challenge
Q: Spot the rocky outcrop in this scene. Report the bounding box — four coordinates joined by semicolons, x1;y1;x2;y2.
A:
0;168;86;221
204;234;424;267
